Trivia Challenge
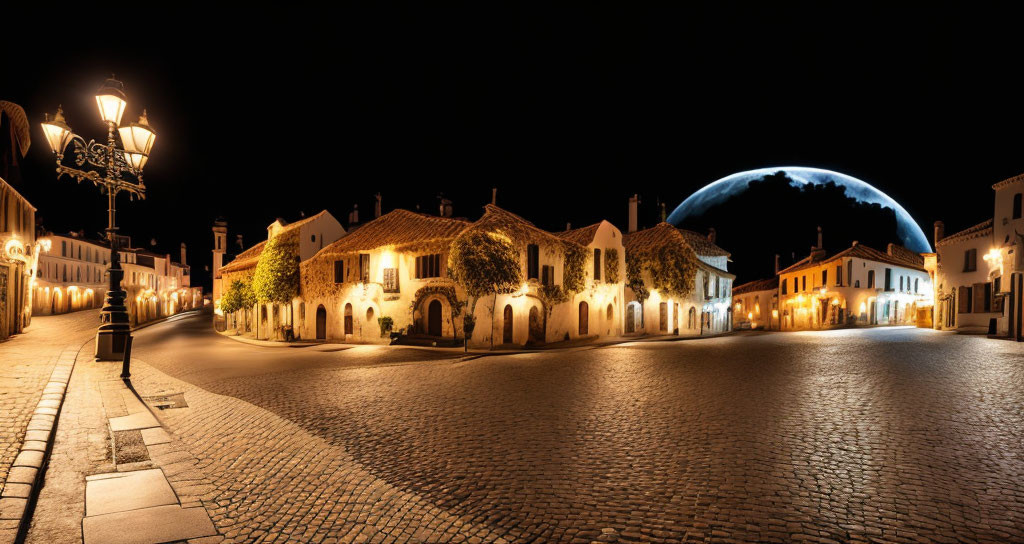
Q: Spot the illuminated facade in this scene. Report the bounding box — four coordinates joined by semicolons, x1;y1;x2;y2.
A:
778;241;933;330
0;176;36;341
732;277;779;330
934;173;1024;339
623;223;735;337
217;210;345;339
34;233;202;325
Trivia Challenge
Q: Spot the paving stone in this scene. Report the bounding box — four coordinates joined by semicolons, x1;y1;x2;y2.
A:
85;468;178;517
83;504;217;544
109;411;160;432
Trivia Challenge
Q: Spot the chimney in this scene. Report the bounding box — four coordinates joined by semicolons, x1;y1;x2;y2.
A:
348;204;359;226
491;187;497;206
707;228;717;244
439;198;453;218
566;222;572;231
817;225;823;249
774;254;780;275
180;242;187;265
236;234;244;250
374;193;382;219
659;202;667;222
934;221;944;247
852;240;859;246
628;194;639;233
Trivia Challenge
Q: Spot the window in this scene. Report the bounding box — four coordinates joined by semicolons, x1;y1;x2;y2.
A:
884;268;892;291
963;249;977;272
415;254;442;279
781;278;788;295
867;270;875;288
914;278;919;293
1015;193;1023;219
541;265;554;287
61;241;67;257
899;276;904;291
527;244;539;280
801;276;806;292
593;248;601;281
383;267;399;292
836;265;842;286
822;270;828;286
333;260;344;283
359;254;370;282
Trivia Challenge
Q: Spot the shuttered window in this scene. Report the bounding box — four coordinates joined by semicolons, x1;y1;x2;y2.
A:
333;260;344;283
527;244;539;280
593;249;601;281
359;254;370;283
541;265;554;287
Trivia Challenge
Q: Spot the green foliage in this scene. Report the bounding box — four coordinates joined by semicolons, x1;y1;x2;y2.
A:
539;283;569;309
628;243;698;300
377;316;394;336
221;280;254;314
626;251;649;303
252;233;300;304
562;243;587;293
604;248;620;284
448;229;522;298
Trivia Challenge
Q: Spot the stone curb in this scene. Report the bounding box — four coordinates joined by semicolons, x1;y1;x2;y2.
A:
0;345;83;544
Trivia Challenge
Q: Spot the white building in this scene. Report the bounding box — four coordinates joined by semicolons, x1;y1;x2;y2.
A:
934;172;1024;339
778;239;933;330
0;175;36;340
217;210;345;339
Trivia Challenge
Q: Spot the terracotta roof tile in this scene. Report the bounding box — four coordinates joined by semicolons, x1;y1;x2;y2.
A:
317;209;469;255
678;229;731;257
218;240;266;274
936;219;993;247
733;277;779;295
780;242;926;274
557;223;601;246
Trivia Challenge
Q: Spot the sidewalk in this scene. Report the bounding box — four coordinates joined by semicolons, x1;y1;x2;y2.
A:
25;350;219;544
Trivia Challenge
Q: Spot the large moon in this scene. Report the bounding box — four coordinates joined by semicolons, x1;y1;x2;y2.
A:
666;166;932;253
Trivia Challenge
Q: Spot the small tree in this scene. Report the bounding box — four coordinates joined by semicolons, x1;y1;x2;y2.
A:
221;280;255;333
449;229;522;347
252;233;300;337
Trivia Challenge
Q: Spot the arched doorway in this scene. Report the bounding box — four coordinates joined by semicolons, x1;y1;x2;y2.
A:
344;303;353;335
625;302;640;333
315;305;327;340
503;305;513;344
578;301;589;335
427;299;442;336
528;306;543;344
688;307;696;329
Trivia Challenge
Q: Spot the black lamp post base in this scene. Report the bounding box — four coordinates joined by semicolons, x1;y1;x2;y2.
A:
95;327;131;361
95;284;131;361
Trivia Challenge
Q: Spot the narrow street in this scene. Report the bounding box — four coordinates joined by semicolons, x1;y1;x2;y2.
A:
58;309;1024;543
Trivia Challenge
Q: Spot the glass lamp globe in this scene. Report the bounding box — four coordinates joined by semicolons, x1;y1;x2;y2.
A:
95;77;127;126
118;110;156;155
41;106;74;154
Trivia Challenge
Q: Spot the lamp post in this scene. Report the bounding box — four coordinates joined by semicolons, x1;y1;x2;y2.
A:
41;76;156;361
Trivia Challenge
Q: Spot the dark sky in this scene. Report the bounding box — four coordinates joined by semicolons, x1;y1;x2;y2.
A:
3;4;1022;287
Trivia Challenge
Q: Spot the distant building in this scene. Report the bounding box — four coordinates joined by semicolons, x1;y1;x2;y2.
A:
778;231;933;330
0;175;36;340
934;172;1024;339
33;232;201;325
732;277;779;330
216;210;345;339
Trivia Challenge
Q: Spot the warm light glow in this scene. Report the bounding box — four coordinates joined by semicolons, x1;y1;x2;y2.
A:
747;312;753;320
771;309;779;318
982;248;1004;275
117;110;156;154
831;298;840;306
41;107;74;154
859;302;867;314
124;151;149;170
380;249;396;269
819;288;827;296
95;78;127;125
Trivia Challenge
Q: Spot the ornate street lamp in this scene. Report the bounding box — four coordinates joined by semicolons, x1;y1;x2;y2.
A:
40;76;154;361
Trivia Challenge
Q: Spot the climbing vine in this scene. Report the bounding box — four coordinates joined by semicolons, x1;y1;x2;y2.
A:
449;229;522;298
252;231;300;304
604;248;620;284
562;242;587;293
220;280;255;314
627;242;698;301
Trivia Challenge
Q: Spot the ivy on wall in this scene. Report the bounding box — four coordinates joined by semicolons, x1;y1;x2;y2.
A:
252;231;300;304
627;242;698;301
604;248;620;284
221;280;255;314
562;242;587;293
449;229;522;298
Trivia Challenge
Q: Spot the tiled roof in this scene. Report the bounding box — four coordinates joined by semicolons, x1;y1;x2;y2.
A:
623;222;689;254
733;277;779;295
992;173;1024;190
780;242;927;274
678;229;731;257
316;209;469;255
557;223;601;246
268;210;332;233
936;219;993;248
466;205;584;250
219;240;266;275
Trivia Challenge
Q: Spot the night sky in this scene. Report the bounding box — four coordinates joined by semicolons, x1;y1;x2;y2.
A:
3;5;1022;288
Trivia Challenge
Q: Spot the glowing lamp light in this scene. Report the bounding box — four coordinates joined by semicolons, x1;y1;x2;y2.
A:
124;151;149;170
118;110;156;155
95;77;127;125
747;312;753;320
41;106;75;154
819;288;827;296
859;302;867;314
772;310;779;318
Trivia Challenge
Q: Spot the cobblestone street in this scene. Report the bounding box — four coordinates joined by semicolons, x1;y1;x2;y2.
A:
114;312;1024;543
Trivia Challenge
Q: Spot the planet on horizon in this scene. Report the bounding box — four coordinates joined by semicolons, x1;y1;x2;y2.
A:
667;167;932;254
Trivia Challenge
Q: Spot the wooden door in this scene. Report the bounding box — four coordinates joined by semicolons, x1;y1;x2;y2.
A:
503;305;513;344
528;306;543;343
579;302;589;335
625;304;635;333
428;300;442;336
316;305;327;340
344;303;353;335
